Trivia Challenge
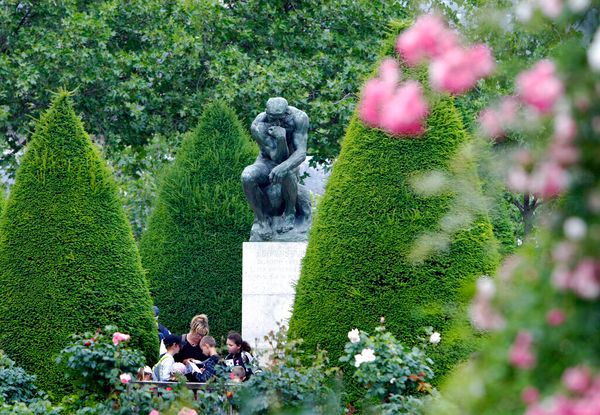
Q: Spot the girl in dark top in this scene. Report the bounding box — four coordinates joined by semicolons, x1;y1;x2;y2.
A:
224;332;256;378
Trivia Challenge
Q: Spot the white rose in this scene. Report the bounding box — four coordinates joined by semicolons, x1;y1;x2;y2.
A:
354;353;365;368
347;328;360;344
563;217;587;241
360;348;376;363
430;332;441;344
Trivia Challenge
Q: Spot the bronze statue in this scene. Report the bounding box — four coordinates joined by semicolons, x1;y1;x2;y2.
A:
242;97;311;241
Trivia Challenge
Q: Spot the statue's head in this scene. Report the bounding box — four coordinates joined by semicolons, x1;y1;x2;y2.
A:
266;97;288;122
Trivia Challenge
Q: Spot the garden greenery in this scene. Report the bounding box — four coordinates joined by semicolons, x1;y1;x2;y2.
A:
289;27;500;386
140;101;257;339
0;93;157;398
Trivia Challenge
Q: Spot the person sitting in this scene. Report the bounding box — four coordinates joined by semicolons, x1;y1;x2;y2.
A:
191;336;220;383
174;314;210;381
136;366;153;381
152;334;181;381
224;332;257;379
169;362;187;381
230;366;246;383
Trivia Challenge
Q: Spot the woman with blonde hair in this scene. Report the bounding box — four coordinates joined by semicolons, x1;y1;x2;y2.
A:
174;314;209;381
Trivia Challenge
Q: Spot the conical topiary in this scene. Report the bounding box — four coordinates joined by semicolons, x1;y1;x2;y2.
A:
140;101;257;340
288;29;500;382
0;92;158;398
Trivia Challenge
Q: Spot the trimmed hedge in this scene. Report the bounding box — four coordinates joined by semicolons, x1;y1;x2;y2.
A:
0;93;158;398
140;101;257;340
289;29;499;382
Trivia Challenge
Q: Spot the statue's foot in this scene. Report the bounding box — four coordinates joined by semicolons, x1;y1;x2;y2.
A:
277;214;295;234
257;221;273;240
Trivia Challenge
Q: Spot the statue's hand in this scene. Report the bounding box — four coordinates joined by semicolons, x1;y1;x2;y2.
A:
269;165;287;184
268;125;286;140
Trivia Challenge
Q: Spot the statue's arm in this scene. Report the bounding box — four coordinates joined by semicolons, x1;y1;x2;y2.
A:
278;111;308;172
250;113;270;150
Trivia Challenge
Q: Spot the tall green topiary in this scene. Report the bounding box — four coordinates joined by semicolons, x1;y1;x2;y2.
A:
0;92;158;398
140;101;257;340
289;29;499;382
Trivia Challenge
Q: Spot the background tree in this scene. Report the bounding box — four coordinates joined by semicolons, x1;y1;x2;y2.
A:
140;101;256;339
0;92;157;398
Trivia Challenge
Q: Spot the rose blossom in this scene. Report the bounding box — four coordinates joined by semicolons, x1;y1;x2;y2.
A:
119;373;131;384
479;97;519;139
522;386;540;405
396;14;458;66
178;409;198;415
562;366;592;394
429;332;441;344
347;328;360;344
112;332;131;346
359;59;399;126
149;410;160;415
563;217;587;241
570;259;600;299
509;331;536;369
529;161;569;198
378;80;429;136
546;308;566;326
516;60;563;113
429;44;495;94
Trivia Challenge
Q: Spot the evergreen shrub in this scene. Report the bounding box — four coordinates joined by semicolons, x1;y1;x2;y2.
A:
0;93;158;398
140;101;257;339
289;28;499;382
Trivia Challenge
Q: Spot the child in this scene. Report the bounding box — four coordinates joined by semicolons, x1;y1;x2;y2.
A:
152;334;181;381
224;332;256;379
136;366;153;381
191;336;220;382
169;362;187;381
230;365;246;383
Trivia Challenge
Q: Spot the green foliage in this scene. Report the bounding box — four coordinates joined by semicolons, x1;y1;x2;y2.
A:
339;324;435;410
289;29;499;386
55;326;145;404
140;101;257;339
0;351;43;405
0;93;158;399
234;325;339;414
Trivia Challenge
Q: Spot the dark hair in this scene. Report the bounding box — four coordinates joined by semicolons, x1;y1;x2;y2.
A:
227;332;251;353
163;334;182;348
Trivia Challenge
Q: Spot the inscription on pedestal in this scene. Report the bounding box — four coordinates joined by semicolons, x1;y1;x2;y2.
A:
242;242;307;350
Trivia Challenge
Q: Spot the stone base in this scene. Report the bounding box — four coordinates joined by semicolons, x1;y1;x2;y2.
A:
241;242;307;353
249;216;310;242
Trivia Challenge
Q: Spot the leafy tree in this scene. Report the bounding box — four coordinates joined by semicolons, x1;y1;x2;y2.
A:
140;101;257;339
0;92;158;398
289;28;500;386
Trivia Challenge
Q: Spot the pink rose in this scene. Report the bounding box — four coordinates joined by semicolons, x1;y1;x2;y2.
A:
479;97;519;138
507;167;530;193
522;386;540;405
379;81;429;136
509;331;536;369
178;409;198;415
112;332;131;346
516;60;564;113
119;373;131;384
562;366;592;394
570;259;600;299
396;15;458;66
530;161;569;199
429;45;495;94
546;308;566;326
359;59;399;126
149;410;160;415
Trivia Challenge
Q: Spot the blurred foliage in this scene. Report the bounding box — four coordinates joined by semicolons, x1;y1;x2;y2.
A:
0;0;408;205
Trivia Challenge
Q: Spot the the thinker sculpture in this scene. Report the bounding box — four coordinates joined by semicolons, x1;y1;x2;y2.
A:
242;97;312;242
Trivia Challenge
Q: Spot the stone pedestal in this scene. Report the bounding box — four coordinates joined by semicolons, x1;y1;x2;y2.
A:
242;242;307;351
